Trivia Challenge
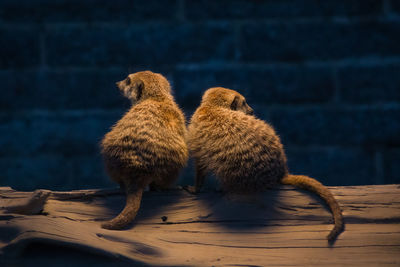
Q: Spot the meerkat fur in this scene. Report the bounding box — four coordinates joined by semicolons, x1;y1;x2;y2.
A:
187;87;344;242
100;71;188;230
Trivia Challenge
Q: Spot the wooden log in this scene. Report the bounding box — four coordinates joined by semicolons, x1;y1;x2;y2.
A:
1;185;399;266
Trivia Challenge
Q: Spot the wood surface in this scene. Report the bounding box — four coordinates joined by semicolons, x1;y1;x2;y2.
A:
1;184;399;266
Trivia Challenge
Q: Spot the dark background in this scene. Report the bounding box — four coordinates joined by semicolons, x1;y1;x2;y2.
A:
0;0;399;190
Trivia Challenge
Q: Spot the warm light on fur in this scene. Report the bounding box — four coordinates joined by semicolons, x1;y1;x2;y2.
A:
188;87;344;242
101;71;188;230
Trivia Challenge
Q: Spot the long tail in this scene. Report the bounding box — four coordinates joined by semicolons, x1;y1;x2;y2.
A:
101;186;144;230
281;174;344;242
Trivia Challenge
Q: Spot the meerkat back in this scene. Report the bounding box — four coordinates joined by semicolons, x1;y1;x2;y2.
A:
100;71;188;230
188;87;287;193
187;87;343;242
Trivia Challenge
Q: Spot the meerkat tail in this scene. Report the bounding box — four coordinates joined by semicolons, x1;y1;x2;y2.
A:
101;187;144;230
281;174;344;241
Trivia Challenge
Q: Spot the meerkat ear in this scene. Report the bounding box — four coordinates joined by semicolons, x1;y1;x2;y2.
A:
132;79;144;100
230;95;240;110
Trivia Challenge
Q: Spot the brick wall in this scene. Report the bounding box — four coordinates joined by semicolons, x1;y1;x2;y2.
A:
0;0;399;190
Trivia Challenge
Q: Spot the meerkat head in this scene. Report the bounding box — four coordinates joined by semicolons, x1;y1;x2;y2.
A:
202;87;254;115
116;71;172;103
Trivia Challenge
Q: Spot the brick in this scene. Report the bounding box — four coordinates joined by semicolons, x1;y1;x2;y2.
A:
0;70;131;110
186;0;383;20
0;0;178;23
0;155;111;191
0;28;40;69
0;111;123;157
338;64;400;103
286;147;375;186
240;21;400;63
384;149;400;184
174;66;334;110
46;23;235;67
261;106;400;146
0;68;174;110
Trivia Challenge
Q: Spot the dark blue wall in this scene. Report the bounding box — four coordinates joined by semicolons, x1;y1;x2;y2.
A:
1;0;399;190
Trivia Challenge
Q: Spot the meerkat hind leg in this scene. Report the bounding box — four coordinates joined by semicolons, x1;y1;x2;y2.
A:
185;162;207;194
194;163;207;192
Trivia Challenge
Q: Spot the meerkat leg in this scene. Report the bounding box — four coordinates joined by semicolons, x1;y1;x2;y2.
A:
185;162;207;194
194;163;206;193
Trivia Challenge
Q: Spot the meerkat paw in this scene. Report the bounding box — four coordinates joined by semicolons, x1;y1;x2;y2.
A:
183;185;199;195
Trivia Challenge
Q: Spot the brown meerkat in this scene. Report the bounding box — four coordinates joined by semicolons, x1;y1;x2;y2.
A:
100;71;188;230
187;87;344;242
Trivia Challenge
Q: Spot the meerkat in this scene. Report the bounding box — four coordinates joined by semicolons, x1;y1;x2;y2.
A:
187;87;344;242
100;71;188;230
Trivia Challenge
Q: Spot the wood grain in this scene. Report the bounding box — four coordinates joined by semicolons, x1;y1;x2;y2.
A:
1;185;399;266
